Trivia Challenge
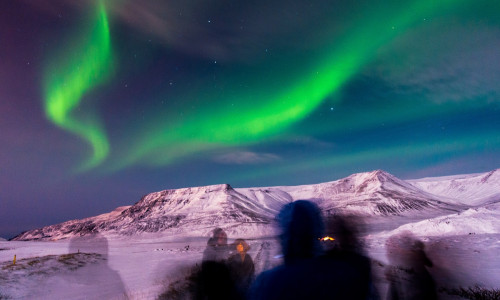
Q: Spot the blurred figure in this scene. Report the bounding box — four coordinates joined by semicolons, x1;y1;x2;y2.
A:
196;228;238;300
228;239;255;298
64;233;128;299
385;231;437;300
324;216;378;299
202;227;229;262
249;200;372;300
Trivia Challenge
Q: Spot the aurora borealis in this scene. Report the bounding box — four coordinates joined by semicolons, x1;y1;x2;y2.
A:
1;0;499;238
43;1;113;171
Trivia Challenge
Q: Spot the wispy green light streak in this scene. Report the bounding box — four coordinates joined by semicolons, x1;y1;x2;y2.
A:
43;1;113;171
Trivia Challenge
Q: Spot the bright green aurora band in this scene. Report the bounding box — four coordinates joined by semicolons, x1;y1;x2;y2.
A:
43;1;113;172
119;0;469;170
43;1;473;172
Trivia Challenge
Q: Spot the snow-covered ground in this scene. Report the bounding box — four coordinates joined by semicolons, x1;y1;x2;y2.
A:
0;234;282;299
1;229;499;299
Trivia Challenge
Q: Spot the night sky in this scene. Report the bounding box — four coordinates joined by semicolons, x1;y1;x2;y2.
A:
1;0;499;239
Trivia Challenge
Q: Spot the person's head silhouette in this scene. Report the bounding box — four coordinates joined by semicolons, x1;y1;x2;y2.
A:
276;200;324;264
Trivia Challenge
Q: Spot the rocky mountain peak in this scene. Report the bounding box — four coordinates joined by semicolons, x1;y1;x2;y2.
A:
343;170;413;195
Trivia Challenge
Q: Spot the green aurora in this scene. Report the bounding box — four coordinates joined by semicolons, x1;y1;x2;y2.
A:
1;0;500;239
115;0;474;170
41;0;495;174
43;1;113;172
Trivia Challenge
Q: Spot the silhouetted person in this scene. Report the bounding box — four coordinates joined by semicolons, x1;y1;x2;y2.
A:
197;228;238;300
249;200;372;300
385;231;437;300
324;215;379;299
228;239;255;298
202;227;229;262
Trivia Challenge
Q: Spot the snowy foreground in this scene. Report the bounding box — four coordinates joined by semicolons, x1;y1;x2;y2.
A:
0;234;272;299
2;169;500;299
1;230;500;299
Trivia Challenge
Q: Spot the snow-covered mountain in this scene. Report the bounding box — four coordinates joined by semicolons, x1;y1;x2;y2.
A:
267;170;460;216
408;168;500;206
12;169;498;241
12;184;282;241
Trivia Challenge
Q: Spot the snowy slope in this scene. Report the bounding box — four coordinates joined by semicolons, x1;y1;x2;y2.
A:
408;169;500;206
11;206;131;241
103;184;282;237
378;202;500;237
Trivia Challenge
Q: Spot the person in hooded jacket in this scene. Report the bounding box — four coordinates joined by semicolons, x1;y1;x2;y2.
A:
248;200;373;300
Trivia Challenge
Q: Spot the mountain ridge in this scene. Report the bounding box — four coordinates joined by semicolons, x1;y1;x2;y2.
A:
11;169;499;241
